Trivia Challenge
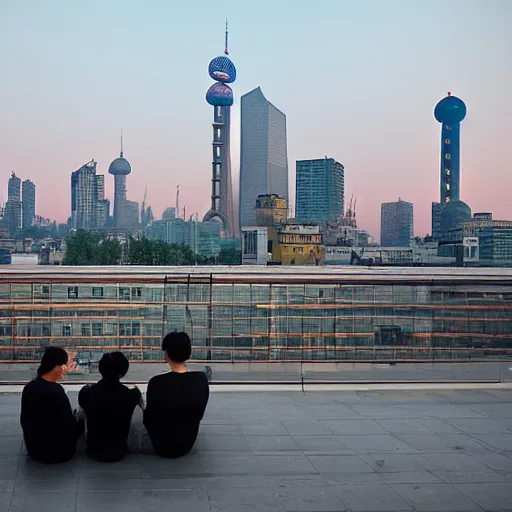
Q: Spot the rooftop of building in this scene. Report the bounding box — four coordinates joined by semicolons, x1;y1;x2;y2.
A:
1;377;511;512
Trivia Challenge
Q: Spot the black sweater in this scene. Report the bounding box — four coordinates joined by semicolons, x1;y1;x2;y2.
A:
143;371;209;458
78;380;141;462
20;377;84;463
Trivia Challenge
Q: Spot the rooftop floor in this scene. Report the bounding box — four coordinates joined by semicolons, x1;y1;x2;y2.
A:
1;387;512;511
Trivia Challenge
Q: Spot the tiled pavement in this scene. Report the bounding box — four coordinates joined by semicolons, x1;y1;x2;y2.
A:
1;388;512;511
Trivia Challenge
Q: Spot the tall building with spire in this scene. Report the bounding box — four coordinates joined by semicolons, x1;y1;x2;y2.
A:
432;93;471;239
108;135;139;230
203;22;236;238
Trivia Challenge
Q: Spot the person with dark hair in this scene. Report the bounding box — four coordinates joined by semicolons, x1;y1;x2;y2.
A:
20;346;85;463
78;352;142;462
143;332;210;458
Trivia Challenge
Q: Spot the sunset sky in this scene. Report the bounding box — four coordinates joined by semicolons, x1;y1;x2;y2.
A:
2;0;511;239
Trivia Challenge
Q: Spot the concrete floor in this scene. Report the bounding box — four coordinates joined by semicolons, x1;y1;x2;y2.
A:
1;387;512;511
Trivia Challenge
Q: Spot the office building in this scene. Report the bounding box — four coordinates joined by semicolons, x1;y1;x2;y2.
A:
295;157;344;225
21;179;36;230
380;198;414;247
203;23;237;238
5;172;22;237
71;160;107;230
239;87;288;229
461;214;512;266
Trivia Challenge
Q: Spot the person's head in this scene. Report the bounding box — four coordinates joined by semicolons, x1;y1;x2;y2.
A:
37;346;69;382
98;352;129;381
161;331;191;365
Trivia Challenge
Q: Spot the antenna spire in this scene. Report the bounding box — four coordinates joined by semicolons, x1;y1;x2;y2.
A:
120;129;124;158
224;18;229;55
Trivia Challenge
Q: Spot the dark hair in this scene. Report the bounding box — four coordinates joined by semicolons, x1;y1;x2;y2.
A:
161;332;191;363
37;346;68;376
98;352;129;381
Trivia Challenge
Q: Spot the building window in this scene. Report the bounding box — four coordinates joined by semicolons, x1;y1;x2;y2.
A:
42;324;51;337
67;286;78;299
92;287;104;298
119;287;130;300
81;324;91;336
92;322;103;336
131;287;142;299
132;322;141;336
62;325;71;337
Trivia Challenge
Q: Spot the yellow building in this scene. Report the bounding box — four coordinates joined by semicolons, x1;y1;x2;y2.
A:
273;223;324;265
255;194;288;228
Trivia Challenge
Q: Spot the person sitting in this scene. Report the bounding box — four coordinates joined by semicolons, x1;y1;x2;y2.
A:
78;352;143;462
20;346;85;464
143;331;210;458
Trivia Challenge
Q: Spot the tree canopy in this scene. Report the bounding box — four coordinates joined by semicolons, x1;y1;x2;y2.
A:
63;230;241;266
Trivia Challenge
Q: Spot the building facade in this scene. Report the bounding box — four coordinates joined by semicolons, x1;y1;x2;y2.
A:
295;157;344;225
239;87;288;229
274;224;324;265
381;199;414;247
5;172;22;237
1;267;510;363
461;216;512;266
21;179;35;230
71;160;106;230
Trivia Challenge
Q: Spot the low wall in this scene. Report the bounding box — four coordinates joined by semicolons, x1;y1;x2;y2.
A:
1;361;511;384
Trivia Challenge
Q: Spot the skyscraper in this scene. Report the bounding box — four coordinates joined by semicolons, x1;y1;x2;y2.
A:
432;93;471;239
108;137;133;229
5;172;22;237
71;160;106;230
22;179;36;230
380;199;414;247
295;157;344;225
239;87;288;229
203;22;236;238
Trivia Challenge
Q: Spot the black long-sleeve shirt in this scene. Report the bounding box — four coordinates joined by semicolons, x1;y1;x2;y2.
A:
143;371;209;458
78;380;141;462
20;377;84;463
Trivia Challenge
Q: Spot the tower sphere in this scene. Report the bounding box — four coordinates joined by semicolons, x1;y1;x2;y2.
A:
108;156;131;175
206;83;234;106
434;95;466;124
208;56;236;83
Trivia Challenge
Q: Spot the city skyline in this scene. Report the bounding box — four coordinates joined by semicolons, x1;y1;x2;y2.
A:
2;1;511;239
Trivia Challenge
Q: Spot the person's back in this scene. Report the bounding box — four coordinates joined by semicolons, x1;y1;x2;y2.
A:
143;332;209;458
79;352;141;462
20;347;84;463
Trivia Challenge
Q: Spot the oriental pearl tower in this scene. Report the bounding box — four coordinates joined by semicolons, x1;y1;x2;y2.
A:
203;22;236;238
108;135;132;228
433;93;471;237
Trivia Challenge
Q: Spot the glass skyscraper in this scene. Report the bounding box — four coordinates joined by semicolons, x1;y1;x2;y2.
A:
295;157;344;225
380;198;414;247
239;87;288;229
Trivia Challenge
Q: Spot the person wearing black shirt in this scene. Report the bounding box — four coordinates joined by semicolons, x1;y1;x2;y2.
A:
20;347;85;464
143;332;210;458
78;352;142;462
